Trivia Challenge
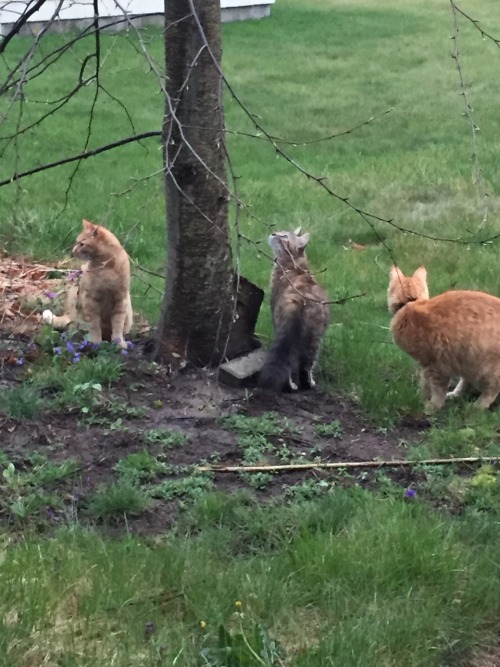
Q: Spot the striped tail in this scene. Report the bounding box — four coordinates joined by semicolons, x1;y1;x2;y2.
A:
258;312;302;392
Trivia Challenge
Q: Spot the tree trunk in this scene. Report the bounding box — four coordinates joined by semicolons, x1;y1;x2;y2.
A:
155;0;236;367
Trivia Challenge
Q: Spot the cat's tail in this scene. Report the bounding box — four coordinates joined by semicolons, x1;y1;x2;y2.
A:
258;311;302;392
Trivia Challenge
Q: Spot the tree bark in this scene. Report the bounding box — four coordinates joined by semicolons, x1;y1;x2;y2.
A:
155;0;236;367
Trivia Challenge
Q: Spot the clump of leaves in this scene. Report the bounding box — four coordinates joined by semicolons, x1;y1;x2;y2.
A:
144;428;187;448
114;451;166;481
222;411;294;437
314;419;343;438
199;604;282;666
150;473;213;503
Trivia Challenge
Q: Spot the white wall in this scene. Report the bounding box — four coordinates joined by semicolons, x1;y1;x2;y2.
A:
0;0;275;25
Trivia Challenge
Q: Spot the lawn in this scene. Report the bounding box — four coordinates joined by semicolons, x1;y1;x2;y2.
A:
1;0;500;664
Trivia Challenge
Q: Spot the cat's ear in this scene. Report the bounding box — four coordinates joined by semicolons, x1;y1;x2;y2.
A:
413;266;427;283
390;265;404;281
83;218;99;237
297;232;310;249
294;226;302;236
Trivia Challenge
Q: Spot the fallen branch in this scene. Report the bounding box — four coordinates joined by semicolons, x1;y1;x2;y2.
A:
197;455;500;474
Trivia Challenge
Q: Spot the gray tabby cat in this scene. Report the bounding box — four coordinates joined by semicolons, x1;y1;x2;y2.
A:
259;227;330;392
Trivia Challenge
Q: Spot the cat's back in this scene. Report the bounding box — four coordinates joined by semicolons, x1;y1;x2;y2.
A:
392;289;500;360
402;289;500;322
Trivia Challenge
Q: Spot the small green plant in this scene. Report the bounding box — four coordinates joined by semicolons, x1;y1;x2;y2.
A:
144;428;187;448
150;473;213;503
241;471;274;490
199;603;282;666
283;478;332;500
314;419;343;438
0;385;45;419
26;459;80;486
114;451;166;481
222;412;288;437
86;480;152;517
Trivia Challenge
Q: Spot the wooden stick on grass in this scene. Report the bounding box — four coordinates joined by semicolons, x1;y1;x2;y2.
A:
197;456;500;474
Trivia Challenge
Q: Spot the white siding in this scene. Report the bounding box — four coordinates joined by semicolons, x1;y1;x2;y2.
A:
0;0;274;25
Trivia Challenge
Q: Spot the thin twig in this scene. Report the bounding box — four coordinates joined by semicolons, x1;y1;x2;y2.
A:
449;0;481;185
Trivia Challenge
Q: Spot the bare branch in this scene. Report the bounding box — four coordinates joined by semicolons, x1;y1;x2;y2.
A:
0;131;162;188
0;0;48;54
449;0;481;185
451;3;500;48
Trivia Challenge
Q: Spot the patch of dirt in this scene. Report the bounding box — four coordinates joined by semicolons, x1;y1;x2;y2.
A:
0;338;429;535
0;254;429;534
472;647;500;667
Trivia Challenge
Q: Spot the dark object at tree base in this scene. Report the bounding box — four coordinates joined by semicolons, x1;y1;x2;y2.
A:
223;276;264;361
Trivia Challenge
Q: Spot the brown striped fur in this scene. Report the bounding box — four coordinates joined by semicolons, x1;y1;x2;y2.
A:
259;228;330;392
43;219;132;348
388;265;500;410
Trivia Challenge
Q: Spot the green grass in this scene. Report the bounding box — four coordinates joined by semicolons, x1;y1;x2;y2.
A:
1;490;500;665
3;1;500;664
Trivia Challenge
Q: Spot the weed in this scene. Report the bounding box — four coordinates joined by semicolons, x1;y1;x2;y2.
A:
86;480;151;517
0;385;45;419
143;428;187;448
283;478;332;501
200;620;282;666
114;451;166;481
314;419;344;438
150;473;213;504
26;459;80;486
222;412;289;437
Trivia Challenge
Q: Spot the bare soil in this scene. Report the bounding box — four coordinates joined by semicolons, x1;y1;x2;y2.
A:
0;332;430;535
0;252;432;534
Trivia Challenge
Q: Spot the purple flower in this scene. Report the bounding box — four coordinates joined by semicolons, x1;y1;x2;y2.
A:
68;270;82;282
45;291;58;299
53;346;62;356
120;349;128;356
404;488;416;499
126;341;135;350
16;357;23;366
78;341;90;351
46;507;59;522
72;353;81;363
65;341;75;354
92;342;100;351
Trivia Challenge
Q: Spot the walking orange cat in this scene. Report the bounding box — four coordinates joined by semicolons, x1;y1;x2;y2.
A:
388;265;500;410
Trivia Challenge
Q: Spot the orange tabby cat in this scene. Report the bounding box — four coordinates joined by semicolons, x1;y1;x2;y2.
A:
43;219;132;349
259;227;330;392
388;265;500;410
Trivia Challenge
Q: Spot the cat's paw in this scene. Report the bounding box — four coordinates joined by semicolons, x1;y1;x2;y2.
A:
113;338;128;350
42;310;54;324
288;378;299;391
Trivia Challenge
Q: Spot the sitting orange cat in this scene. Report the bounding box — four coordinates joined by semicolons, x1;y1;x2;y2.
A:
388;265;500;410
43;219;132;349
